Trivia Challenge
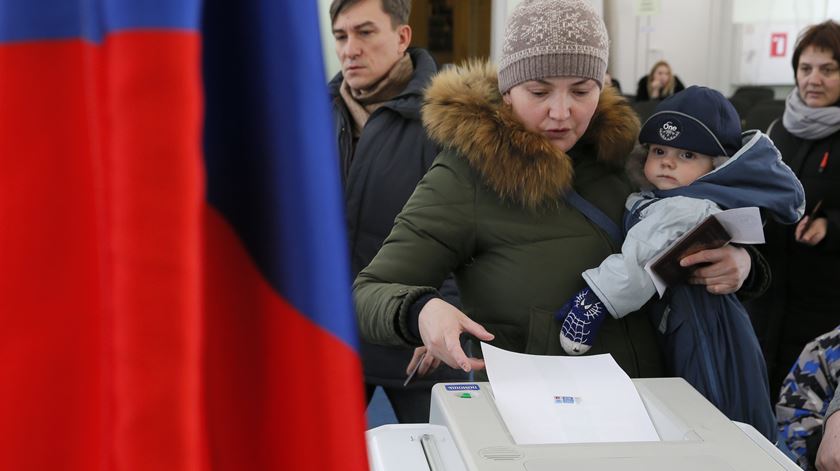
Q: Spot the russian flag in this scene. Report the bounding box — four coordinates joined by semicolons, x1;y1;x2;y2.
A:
0;0;368;469
202;0;368;469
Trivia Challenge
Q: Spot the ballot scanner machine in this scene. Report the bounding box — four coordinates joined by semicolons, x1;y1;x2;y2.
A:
366;378;799;470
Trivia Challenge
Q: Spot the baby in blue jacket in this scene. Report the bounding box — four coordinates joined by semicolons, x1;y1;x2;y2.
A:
556;86;805;440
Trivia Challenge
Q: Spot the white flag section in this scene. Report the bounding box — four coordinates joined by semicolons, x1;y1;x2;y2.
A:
481;343;660;445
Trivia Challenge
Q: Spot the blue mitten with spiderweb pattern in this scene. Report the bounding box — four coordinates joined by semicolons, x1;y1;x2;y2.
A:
555;287;608;355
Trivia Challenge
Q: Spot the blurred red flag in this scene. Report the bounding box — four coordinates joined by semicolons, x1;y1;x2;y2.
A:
0;1;368;470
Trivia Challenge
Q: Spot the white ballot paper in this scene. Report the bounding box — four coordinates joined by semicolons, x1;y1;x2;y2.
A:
481;342;660;445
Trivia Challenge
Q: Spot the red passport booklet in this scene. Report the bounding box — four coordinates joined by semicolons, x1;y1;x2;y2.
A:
649;215;733;287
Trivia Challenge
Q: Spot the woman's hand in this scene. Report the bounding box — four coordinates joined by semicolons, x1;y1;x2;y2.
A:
649;77;665;97
681;245;751;294
817;411;840;471
417;298;494;372
795;216;827;246
405;345;441;377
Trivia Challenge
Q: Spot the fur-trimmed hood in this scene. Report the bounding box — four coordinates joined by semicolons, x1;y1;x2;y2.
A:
422;60;640;208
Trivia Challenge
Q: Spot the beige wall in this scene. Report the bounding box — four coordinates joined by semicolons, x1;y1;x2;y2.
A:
605;0;733;94
605;0;839;96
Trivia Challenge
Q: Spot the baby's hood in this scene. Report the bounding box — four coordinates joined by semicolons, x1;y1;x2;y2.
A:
652;130;805;224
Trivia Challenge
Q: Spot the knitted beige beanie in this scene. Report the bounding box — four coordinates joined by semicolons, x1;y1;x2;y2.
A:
498;0;609;93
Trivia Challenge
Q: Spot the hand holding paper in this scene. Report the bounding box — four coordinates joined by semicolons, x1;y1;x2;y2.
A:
649;215;732;287
683;245;753;294
645;207;765;296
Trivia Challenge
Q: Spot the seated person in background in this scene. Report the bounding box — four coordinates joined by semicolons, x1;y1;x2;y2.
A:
605;71;622;94
777;325;840;470
636;60;685;101
556;86;805;441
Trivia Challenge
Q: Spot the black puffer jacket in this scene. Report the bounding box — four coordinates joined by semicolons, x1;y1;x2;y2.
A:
749;119;840;395
329;48;464;387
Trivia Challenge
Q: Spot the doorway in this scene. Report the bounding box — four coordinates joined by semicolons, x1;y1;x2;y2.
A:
409;0;492;67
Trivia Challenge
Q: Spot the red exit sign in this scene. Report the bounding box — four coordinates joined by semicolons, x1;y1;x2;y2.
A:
771;33;787;57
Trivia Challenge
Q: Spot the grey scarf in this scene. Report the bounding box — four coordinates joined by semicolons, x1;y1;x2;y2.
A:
782;89;840;140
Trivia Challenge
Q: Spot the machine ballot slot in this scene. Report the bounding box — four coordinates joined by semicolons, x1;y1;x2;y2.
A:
420;433;445;471
366;424;467;471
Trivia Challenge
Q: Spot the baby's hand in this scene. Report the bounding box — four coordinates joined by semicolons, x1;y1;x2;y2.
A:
555;287;608;355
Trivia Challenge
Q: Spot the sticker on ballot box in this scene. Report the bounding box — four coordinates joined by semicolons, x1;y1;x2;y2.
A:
444;384;480;391
554;395;582;405
445;384;480;398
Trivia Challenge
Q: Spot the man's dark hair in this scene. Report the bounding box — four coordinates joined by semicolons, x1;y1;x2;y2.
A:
791;20;840;79
329;0;411;28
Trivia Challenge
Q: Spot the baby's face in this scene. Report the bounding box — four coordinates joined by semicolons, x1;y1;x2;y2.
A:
643;144;715;190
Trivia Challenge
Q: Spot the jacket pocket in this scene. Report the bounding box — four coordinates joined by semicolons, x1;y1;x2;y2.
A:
649;295;686;336
525;307;557;355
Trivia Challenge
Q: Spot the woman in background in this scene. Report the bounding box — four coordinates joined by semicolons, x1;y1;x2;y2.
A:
635;60;685;101
749;20;840;398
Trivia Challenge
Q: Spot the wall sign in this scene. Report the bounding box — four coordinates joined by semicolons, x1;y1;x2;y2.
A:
770;32;787;57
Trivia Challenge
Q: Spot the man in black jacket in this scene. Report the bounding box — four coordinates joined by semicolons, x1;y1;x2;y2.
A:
328;0;463;423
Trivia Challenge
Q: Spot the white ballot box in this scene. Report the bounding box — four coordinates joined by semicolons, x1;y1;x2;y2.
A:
366;378;799;471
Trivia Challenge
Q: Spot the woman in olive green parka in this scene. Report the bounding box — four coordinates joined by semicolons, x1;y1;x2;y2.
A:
354;0;760;380
355;59;664;376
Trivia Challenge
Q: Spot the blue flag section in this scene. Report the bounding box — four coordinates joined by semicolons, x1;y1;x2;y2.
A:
0;0;201;43
203;0;358;349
